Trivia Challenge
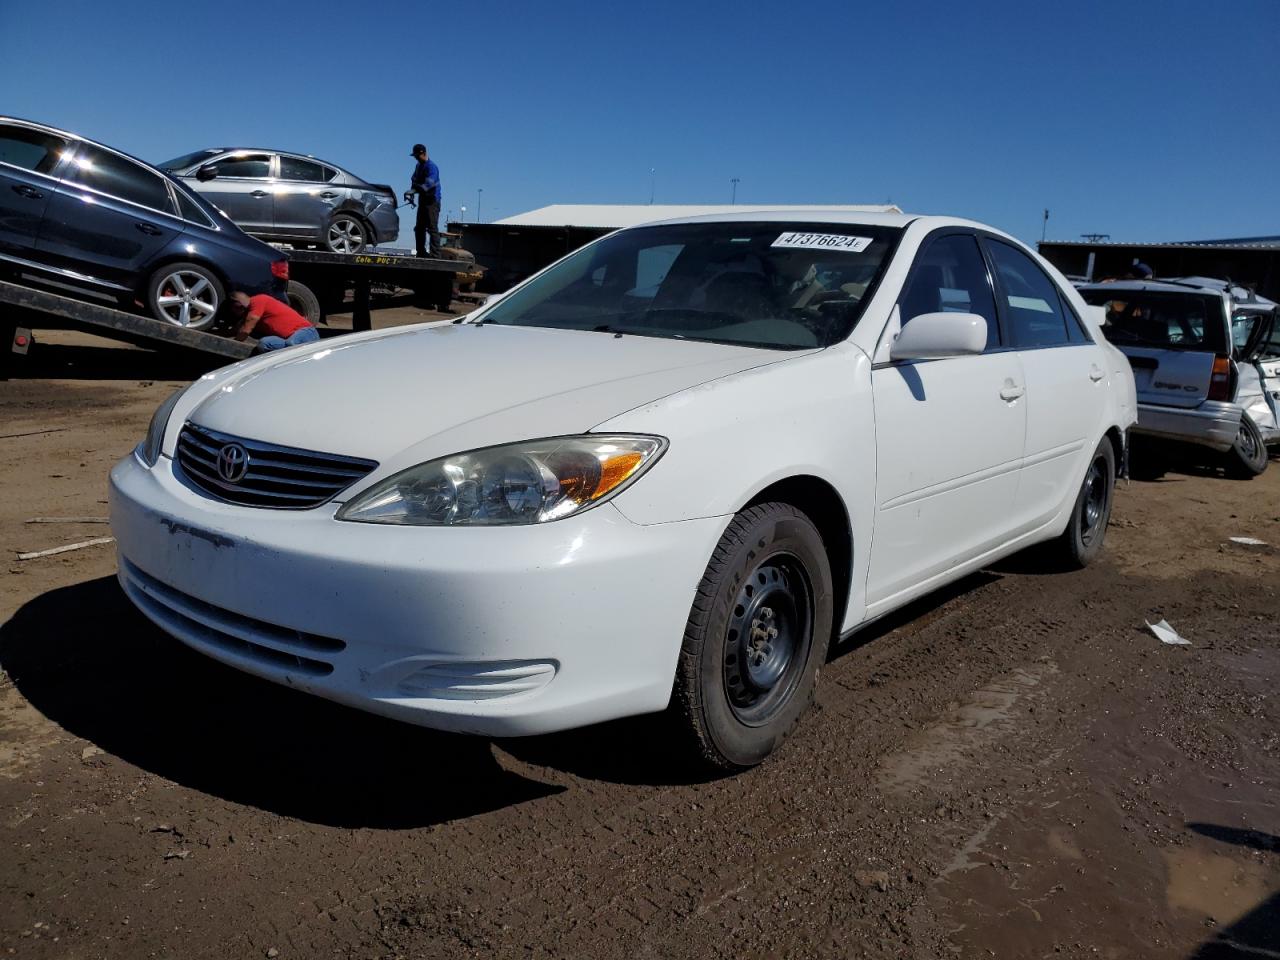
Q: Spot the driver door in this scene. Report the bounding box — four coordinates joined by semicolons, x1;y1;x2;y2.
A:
866;231;1027;609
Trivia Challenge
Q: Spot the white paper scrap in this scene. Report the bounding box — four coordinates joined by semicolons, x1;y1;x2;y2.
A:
1146;619;1190;646
1229;537;1267;546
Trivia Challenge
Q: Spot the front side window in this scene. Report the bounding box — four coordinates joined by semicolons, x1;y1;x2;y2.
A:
481;221;901;350
898;233;1000;349
987;239;1072;348
207;153;271;179
65;144;173;212
0;124;68;175
279;156;331;182
1079;290;1228;353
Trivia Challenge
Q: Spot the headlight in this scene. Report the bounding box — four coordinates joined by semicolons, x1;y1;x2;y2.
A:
135;388;187;467
336;435;666;526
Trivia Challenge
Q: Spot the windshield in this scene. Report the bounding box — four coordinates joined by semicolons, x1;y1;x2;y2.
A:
480;221;902;350
1080;289;1228;353
158;148;223;172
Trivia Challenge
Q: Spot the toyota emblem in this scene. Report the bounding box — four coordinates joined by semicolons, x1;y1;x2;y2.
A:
216;442;249;483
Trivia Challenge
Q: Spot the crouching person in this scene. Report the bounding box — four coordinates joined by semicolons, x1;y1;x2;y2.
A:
229;291;319;352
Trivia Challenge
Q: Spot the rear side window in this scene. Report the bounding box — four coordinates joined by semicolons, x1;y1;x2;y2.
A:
66;144;174;213
898;233;1000;349
208;154;271;178
986;239;1074;347
0;124;68;175
1080;290;1228;353
279;156;331;182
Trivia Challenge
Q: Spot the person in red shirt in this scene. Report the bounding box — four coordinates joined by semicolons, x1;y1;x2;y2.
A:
228;292;319;352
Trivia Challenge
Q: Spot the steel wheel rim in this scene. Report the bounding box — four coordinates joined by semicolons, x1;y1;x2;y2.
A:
723;553;813;727
1079;457;1108;545
327;218;364;254
156;271;219;327
1238;422;1260;463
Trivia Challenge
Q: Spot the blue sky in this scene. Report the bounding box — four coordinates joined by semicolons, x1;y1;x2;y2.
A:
3;0;1277;247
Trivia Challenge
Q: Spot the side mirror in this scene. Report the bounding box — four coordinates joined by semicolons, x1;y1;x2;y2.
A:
195;165;217;182
890;312;987;361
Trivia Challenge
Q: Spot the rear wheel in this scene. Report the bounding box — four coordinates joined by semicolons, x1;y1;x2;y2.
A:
145;262;223;330
286;280;322;325
325;214;367;254
673;503;833;770
1055;439;1116;568
1224;415;1268;479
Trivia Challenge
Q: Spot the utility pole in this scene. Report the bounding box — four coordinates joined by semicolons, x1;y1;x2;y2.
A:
477;188;483;224
1041;208;1050;243
648;168;655;205
730;178;740;204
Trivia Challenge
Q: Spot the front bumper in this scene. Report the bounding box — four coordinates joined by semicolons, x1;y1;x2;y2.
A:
1133;400;1242;452
109;453;727;736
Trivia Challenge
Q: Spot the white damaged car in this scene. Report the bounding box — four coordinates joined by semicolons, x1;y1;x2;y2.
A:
110;212;1136;769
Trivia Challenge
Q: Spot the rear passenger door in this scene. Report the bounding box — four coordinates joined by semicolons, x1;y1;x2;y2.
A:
0;122;69;260
866;231;1027;607
273;155;338;240
37;142;184;289
983;238;1109;530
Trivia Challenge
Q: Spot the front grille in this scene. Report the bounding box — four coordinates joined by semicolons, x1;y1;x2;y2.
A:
176;422;377;509
120;557;344;676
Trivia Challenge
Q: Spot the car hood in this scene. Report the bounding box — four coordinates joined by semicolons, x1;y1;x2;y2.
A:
188;323;801;467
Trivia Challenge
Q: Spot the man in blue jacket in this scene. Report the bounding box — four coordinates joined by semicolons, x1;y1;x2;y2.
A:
407;143;441;258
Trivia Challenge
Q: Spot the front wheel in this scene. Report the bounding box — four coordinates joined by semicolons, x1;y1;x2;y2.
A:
673;503;834;771
1055;439;1116;568
145;262;224;330
325;214;367;254
1224;415;1268;479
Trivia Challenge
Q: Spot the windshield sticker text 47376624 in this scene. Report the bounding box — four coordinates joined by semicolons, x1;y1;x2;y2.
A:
771;232;873;253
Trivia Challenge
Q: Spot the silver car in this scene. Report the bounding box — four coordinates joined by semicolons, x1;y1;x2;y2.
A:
160;148;399;254
1080;277;1279;478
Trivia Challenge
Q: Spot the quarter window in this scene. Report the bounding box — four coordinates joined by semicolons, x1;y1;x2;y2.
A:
279;156;330;182
986;239;1073;348
207;154;271;179
174;186;214;227
0;124;68;175
65;144;174;213
898;233;1000;350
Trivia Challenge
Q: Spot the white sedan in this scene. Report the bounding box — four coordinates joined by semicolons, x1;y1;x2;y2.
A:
110;212;1136;769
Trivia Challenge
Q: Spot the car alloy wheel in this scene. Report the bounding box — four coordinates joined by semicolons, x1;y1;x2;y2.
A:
326;216;366;254
156;270;220;328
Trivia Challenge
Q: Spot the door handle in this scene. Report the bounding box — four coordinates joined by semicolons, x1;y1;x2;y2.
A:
1089;365;1106;382
11;184;43;199
250;190;269;198
135;222;163;236
999;383;1025;402
320;191;338;199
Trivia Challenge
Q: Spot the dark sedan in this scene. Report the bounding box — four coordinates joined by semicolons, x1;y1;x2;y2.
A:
161;148;400;255
0;117;287;329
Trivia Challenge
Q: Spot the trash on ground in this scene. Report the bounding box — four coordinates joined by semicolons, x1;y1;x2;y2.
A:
1228;536;1267;546
17;537;115;561
1146;619;1191;646
25;516;110;524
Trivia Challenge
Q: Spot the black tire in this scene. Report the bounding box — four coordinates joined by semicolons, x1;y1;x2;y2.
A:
325;213;368;254
286;280;322;326
1055;439;1116;568
144;262;224;331
1224;415;1268;479
673;503;834;771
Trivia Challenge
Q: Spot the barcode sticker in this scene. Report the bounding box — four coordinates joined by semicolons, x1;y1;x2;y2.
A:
771;232;873;252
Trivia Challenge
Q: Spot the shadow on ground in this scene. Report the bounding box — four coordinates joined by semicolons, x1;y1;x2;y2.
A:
1187;823;1280;959
0;576;564;829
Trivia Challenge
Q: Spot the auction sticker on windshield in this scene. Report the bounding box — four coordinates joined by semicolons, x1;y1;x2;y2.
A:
771;232;873;252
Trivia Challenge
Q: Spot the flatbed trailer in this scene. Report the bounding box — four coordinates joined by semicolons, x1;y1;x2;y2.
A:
285;249;474;330
0;279;253;373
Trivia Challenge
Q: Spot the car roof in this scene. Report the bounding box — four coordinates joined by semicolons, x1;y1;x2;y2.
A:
613;210;1015;234
1079;277;1276;308
1;115;191;184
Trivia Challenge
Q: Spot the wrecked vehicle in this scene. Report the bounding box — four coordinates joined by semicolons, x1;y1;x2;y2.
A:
1079;278;1279;478
111;212;1136;769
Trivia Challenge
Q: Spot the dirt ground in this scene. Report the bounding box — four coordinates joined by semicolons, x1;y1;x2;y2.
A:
1;311;1277;959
